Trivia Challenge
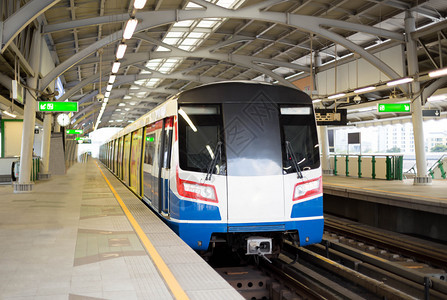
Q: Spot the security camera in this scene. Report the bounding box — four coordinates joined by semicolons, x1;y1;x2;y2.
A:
97;93;104;102
353;95;361;104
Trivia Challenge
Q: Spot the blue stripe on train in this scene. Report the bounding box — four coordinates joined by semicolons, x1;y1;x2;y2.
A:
290;196;323;218
169;190;222;221
166;218;324;251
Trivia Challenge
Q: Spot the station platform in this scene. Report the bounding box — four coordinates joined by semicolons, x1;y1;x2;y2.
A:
0;160;242;299
322;175;447;242
323;175;447;215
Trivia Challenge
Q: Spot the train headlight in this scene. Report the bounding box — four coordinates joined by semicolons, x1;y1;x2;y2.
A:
293;177;322;201
176;168;218;203
183;182;216;201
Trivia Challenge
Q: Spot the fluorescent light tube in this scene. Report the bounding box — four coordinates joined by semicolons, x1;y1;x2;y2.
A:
123;18;138;40
427;94;447;102
387;77;413;86
106;84;113;92
109;75;116;84
104;91;111;98
133;0;147;9
354;86;376;93
328;93;346;99
3;110;16;118
429;67;447;78
111;62;121;73
116;43;127;59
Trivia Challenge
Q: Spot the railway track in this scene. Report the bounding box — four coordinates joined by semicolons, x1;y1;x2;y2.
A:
324;215;447;270
216;216;447;299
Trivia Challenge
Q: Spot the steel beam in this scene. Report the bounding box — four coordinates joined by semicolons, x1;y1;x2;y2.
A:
40;3;404;89
1;0;60;53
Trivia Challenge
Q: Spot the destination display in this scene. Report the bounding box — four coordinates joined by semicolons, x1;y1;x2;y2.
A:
315;109;347;126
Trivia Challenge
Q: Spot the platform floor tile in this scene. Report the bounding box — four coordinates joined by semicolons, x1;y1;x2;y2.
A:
0;161;242;299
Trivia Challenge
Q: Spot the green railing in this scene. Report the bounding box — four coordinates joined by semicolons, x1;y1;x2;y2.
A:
428;155;447;179
30;157;40;181
331;154;403;180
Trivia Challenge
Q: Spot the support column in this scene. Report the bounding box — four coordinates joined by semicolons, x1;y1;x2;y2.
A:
405;11;431;185
54;122;60;133
14;28;41;192
38;113;52;180
319;125;333;175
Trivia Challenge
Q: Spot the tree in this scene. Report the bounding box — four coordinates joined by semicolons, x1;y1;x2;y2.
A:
386;146;401;153
430;144;447;152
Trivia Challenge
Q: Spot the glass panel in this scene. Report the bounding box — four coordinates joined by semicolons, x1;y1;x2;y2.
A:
280;106;320;173
178;105;226;174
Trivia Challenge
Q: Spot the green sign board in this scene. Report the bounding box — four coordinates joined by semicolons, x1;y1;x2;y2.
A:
377;103;410;113
66;129;83;134
75;137;86;141
38;101;78;112
146;136;155;142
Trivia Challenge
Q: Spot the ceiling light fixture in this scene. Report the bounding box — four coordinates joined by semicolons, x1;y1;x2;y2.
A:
104;91;111;98
387;77;413;86
123;18;138;40
106;84;113;92
3;110;16;118
109;75;116;84
429;67;447;78
354;86;376;93
116;43;127;59
328;93;346;99
427;94;447;102
133;0;147;9
111;62;121;73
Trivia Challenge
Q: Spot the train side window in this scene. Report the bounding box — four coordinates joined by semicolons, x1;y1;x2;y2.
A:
145;133;156;165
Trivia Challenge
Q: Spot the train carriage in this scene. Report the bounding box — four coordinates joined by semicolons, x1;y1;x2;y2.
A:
100;81;323;258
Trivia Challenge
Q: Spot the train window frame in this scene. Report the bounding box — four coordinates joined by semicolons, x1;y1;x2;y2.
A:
178;104;226;175
279;105;320;173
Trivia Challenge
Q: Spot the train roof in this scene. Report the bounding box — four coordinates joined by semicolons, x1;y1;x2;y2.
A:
176;81;311;105
104;81;311;143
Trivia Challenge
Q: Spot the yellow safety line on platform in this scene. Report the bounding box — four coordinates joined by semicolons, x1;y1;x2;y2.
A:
95;162;189;300
324;182;446;201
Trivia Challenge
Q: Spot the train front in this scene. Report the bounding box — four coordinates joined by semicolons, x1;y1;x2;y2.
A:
171;82;323;256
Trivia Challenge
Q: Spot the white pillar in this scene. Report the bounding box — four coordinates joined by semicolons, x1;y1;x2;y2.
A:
39;113;52;179
405;11;431;185
319;125;333;175
15;28;42;192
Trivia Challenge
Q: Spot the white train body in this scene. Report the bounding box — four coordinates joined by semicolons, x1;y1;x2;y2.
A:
100;82;323;255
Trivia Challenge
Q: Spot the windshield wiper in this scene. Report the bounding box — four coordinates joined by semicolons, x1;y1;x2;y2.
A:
206;141;222;181
285;141;303;179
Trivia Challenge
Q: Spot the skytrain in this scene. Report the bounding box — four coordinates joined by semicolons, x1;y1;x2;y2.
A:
99;81;323;258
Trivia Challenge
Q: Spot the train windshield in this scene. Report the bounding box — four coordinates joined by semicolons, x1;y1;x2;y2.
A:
178;105;226;175
280;106;320;173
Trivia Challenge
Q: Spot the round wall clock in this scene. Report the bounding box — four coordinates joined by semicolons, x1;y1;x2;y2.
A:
57;113;70;127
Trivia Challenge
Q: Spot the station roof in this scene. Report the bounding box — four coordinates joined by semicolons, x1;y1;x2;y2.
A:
0;0;446;132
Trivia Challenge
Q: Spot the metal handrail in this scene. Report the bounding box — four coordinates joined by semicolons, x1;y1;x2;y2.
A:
428;154;447;172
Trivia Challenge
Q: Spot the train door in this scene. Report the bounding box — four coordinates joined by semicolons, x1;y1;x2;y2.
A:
117;137;123;179
223;102;285;223
160;117;173;214
129;129;143;195
123;134;131;185
113;139;119;173
143;122;162;209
